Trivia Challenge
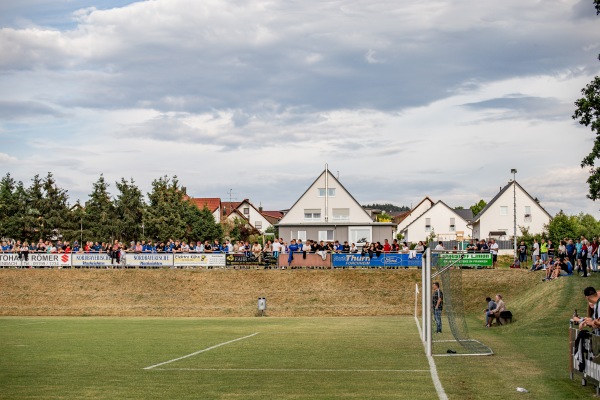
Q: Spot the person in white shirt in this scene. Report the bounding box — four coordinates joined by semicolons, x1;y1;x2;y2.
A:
490;239;499;268
434;241;445;251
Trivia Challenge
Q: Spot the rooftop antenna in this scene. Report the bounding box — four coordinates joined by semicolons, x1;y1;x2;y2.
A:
226;189;238;214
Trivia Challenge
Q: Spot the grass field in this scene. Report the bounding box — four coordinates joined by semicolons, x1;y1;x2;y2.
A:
1;316;435;399
1;265;600;399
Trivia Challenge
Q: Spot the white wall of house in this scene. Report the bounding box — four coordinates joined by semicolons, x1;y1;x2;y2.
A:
278;171;373;225
473;182;550;240
397;198;434;233
235;201;272;233
402;202;469;243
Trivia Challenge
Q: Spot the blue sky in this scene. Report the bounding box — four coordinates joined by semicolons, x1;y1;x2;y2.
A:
1;0;600;217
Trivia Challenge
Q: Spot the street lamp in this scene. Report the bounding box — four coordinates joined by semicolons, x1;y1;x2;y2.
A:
511;169;517;260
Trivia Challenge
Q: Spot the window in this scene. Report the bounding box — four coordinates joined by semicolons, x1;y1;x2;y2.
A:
243;207;249;215
318;230;334;241
297;231;307;241
524;206;532;222
349;228;371;244
425;218;431;232
318;188;336;197
304;209;321;221
255;221;262;229
332;208;349;221
449;218;456;232
500;206;508;216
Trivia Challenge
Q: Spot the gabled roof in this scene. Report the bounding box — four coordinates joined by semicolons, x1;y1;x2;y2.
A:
221;201;242;216
402;200;469;231
454;208;473;222
261;210;283;219
397;197;435;224
471;180;552;222
278;169;373;225
190;198;221;213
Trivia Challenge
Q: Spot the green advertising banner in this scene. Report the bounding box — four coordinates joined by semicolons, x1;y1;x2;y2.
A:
439;253;493;267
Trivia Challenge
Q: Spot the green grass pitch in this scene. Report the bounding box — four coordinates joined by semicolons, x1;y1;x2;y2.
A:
0;316;436;399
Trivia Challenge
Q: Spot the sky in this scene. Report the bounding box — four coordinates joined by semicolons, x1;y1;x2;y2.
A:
1;0;600;217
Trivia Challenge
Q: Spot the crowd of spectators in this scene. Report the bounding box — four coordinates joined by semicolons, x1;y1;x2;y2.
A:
0;237;431;262
510;236;600;281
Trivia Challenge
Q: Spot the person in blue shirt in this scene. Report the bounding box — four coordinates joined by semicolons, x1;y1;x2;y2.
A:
287;239;300;268
212;239;222;253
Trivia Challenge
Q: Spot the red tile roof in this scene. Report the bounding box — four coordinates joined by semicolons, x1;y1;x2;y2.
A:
190;198;221;213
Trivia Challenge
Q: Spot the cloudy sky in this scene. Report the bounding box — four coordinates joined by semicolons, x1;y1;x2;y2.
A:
1;0;600;217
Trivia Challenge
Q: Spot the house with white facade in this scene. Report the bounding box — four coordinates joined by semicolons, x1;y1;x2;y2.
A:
222;199;274;234
276;168;395;244
471;180;551;240
399;200;471;243
396;197;435;234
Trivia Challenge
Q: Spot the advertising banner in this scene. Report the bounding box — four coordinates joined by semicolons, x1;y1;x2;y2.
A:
174;253;226;267
71;253;113;267
439;253;493;267
226;254;262;266
332;253;422;268
126;253;173;267
0;253;22;267
29;253;63;268
0;253;71;268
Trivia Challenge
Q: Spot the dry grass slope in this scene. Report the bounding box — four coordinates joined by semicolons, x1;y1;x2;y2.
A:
0;268;541;317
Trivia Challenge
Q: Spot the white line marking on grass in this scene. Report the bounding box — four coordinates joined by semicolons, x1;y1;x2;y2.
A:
0;322;47;327
414;315;448;400
143;332;260;370
154;368;429;373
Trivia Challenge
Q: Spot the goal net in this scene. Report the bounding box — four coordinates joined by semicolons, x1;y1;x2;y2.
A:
416;248;493;356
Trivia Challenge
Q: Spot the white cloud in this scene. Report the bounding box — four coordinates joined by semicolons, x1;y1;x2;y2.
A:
0;0;599;220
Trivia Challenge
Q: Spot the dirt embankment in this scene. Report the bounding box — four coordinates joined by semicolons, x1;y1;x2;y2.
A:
0;268;539;317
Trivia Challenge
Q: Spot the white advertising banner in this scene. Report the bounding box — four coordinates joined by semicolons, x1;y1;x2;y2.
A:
125;253;173;267
0;253;71;267
173;253;226;267
29;253;63;267
0;253;21;267
71;253;113;267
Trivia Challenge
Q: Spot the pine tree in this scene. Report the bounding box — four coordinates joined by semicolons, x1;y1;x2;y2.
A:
84;175;116;242
0;173;21;240
114;178;146;241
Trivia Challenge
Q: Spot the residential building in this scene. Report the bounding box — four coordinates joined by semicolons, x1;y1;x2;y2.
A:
471;180;551;240
276;168;395;244
399;201;471;243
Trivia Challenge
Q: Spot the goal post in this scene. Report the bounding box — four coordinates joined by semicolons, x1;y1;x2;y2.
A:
417;248;493;356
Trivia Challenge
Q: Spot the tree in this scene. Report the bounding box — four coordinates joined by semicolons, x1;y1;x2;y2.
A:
84;175;115;242
362;203;409;213
573;1;600;199
184;204;222;243
144;176;189;241
114;178;145;241
0;173;21;240
40;172;70;242
470;199;487;217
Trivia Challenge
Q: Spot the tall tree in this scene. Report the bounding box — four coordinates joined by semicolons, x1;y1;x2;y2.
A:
144;176;188;241
84;175;115;242
0;173;21;240
573;1;600;199
114;178;145;241
40;172;70;242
